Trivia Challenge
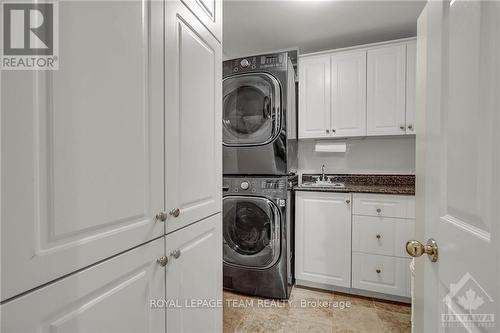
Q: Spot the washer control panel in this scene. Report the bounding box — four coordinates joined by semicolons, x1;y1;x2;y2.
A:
223;177;288;198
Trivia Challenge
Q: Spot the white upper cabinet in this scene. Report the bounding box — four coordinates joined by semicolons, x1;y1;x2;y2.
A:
181;0;222;42
405;42;417;134
298;39;415;139
331;50;367;137
298;55;331;138
295;191;352;288
164;1;222;234
1;238;165;332
165;214;222;333
367;44;407;136
1;0;164;301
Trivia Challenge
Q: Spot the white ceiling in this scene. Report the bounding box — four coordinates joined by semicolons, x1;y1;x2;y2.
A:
223;0;426;58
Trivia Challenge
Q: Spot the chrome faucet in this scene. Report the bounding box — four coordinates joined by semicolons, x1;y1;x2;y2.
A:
321;164;327;181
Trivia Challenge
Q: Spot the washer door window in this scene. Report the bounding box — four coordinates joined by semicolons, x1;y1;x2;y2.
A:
223;73;281;146
223;196;281;269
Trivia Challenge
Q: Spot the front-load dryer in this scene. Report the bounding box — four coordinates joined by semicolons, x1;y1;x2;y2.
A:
222;52;297;175
222;176;296;299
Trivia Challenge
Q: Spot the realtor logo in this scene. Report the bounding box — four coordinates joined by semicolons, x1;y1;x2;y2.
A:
1;1;59;69
442;273;495;329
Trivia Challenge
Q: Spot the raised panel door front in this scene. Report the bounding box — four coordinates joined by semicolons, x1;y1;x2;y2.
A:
405;42;417;134
165;214;222;333
1;0;164;301
298;55;331;138
164;1;222;234
295;192;351;288
181;0;222;42
1;238;165;332
331;50;367;137
367;44;406;136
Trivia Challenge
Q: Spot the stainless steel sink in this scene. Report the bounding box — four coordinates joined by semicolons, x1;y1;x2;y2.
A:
300;181;345;188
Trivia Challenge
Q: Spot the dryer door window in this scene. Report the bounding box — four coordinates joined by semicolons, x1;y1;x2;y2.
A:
223;196;281;269
223;73;281;146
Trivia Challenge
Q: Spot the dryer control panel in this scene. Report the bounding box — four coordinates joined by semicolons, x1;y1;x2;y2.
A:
223;52;288;75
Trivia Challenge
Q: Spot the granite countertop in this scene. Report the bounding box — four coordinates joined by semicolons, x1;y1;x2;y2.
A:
294;174;415;195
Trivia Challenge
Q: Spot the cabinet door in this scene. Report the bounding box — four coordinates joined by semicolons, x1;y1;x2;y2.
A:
331;50;367;137
165;214;222;333
1;0;164;301
298;55;331;138
181;0;222;42
295;191;351;288
367;44;406;136
405;42;417;134
1;238;165;332
164;1;222;234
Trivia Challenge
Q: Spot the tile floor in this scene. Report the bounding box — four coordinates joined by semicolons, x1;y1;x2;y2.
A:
224;286;411;333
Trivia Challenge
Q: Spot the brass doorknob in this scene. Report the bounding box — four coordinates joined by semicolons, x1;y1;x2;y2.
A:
406;238;438;262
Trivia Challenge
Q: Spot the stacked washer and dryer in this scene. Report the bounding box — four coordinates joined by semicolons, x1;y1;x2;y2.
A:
222;52;297;299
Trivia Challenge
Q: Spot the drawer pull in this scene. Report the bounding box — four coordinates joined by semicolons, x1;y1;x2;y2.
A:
376;269;381;274
346;199;351;204
376;234;381;239
376;208;382;214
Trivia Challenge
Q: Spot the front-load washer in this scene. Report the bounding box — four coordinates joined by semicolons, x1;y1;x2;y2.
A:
222;52;297;175
222;175;296;299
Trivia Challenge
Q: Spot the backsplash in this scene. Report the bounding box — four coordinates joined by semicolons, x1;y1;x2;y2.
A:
298;136;416;175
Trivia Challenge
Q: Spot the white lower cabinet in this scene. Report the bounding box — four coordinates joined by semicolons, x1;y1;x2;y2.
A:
295;191;352;288
295;191;414;300
352;253;411;297
1;238;165;333
165;214;222;333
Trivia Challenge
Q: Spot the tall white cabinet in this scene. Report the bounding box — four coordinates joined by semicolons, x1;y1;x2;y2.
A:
1;0;165;301
1;0;223;332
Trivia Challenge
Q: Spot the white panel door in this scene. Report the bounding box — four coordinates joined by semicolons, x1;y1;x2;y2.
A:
405;42;417;134
295;191;351;288
1;0;164;301
367;44;406;136
165;214;222;333
298;55;331;138
1;238;165;332
164;1;222;234
331;50;367;137
413;2;500;332
181;0;222;42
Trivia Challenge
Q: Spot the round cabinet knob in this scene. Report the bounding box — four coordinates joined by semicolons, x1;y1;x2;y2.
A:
376;234;381;239
326;129;330;134
400;125;405;130
408;124;413;130
170;249;181;259
155;212;167;222
169;208;180;218
376;208;382;214
346;199;351;204
240;181;250;190
376;269;382;274
240;59;250;68
332;129;336;133
157;256;169;267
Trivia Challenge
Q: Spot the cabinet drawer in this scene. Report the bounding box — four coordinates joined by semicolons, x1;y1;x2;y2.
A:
353;193;415;219
352;216;414;257
352;253;411;297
